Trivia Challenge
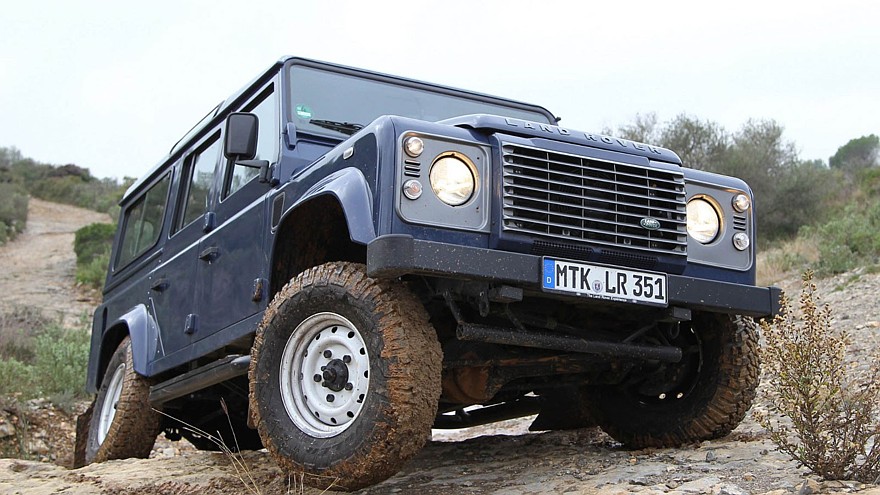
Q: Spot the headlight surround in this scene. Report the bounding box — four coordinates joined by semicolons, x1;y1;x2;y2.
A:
429;153;476;206
687;197;721;244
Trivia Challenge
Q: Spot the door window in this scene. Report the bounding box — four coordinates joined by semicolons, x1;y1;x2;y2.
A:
177;134;221;232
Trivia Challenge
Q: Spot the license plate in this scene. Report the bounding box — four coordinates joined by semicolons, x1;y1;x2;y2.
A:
541;258;667;307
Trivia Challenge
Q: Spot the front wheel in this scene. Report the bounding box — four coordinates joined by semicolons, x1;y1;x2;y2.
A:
85;336;162;463
588;313;759;448
249;262;442;491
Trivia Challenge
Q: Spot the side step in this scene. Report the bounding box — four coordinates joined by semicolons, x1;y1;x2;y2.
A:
457;323;682;363
149;355;251;407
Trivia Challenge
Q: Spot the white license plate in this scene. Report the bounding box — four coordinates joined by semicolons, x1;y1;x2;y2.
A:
542;258;668;307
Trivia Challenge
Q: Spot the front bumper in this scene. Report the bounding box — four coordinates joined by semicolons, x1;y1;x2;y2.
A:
366;234;781;318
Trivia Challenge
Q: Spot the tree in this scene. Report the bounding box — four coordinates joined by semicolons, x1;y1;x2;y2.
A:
829;135;879;174
614;113;660;144
659;114;728;171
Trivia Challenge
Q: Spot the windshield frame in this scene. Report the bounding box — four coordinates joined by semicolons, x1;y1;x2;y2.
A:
283;59;557;140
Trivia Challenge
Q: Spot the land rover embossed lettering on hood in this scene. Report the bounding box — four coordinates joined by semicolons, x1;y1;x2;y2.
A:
439;114;682;164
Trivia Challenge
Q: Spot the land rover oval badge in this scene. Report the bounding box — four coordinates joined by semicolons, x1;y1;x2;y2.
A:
640;217;661;230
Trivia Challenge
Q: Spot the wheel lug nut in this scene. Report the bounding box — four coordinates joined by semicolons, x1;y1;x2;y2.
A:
326;394;335;403
343;355;351;364
313;374;321;382
323;350;332;358
345;383;353;391
323;369;334;381
320;366;326;371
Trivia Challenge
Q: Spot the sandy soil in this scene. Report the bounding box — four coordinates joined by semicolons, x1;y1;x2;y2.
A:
0;198;879;495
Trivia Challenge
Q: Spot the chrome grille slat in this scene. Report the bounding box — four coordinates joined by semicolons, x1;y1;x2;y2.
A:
504;180;684;209
503;155;684;188
504;204;686;236
505;194;685;216
501;143;688;257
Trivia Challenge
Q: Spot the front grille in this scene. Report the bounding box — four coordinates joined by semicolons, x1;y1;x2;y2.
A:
502;143;687;257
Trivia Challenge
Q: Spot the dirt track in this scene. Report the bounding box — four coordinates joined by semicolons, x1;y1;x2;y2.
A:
0;199;879;495
0;198;110;328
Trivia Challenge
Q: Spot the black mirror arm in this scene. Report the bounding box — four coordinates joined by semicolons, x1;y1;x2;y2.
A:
234;159;274;185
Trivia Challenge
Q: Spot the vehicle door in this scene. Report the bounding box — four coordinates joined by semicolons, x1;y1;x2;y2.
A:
150;133;221;354
195;83;278;337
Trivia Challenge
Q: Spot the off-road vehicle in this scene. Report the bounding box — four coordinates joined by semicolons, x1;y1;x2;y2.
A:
78;57;780;490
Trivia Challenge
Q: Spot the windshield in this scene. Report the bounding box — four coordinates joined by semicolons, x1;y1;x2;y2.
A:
288;65;553;138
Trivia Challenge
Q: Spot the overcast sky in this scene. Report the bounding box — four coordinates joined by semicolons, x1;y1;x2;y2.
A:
2;1;878;180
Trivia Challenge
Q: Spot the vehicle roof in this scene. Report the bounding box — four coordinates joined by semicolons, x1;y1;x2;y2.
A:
122;56;557;202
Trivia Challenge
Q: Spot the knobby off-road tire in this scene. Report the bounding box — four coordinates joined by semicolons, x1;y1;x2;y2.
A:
589;313;759;448
85;336;162;463
249;262;442;491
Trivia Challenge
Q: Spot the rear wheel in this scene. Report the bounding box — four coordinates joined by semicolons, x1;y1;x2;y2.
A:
249;262;442;491
588;313;759;448
86;336;162;463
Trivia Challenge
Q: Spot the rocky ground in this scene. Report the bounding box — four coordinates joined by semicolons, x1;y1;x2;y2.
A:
0;198;878;495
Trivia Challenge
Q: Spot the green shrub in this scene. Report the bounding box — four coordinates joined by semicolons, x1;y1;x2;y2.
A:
0;307;90;402
0;359;35;396
0;183;28;245
29;175;126;216
756;272;880;483
74;222;115;265
74;222;115;289
33;325;90;399
803;201;880;274
76;252;110;289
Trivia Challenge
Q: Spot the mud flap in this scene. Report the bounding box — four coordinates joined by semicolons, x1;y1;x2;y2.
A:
73;399;95;468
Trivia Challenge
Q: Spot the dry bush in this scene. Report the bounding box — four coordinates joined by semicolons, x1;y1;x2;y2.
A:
755;271;880;483
756;237;820;286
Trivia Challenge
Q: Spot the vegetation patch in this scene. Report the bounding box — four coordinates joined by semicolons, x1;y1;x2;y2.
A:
0;307;90;407
756;271;880;483
74;222;116;289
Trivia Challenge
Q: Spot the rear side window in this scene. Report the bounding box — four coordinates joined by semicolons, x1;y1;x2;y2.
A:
117;174;171;269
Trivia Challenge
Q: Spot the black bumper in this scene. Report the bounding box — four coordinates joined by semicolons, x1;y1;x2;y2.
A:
366;234;781;318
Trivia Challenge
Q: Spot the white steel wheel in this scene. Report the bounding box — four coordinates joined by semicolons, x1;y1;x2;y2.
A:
279;312;370;438
85;336;162;464
249;262;442;491
96;363;125;445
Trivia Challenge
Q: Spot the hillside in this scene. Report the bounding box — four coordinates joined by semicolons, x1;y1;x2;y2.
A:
0;199;878;495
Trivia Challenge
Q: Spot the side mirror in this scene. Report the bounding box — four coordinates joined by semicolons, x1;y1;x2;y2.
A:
224;113;258;160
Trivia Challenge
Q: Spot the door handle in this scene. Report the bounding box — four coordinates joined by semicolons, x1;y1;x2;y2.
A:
151;278;169;292
199;246;220;262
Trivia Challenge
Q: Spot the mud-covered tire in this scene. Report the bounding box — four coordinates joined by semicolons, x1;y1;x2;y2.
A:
249;262;442;491
589;313;759;448
86;336;162;463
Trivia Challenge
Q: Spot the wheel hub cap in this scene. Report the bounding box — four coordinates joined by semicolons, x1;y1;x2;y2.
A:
279;312;370;438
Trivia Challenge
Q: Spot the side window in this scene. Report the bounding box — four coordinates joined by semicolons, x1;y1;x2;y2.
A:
225;85;277;198
177;134;221;231
117;174;171;269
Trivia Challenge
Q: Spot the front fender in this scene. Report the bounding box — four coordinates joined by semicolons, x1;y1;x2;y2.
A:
292;167;376;244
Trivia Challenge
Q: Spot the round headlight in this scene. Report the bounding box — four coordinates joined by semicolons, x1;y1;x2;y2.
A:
404;136;424;158
430;154;476;206
732;193;751;213
687;198;720;244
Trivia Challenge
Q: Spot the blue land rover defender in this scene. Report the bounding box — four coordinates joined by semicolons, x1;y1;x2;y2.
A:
77;57;780;490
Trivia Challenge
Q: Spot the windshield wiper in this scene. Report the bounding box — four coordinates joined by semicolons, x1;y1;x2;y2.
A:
309;119;364;136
